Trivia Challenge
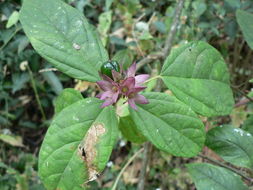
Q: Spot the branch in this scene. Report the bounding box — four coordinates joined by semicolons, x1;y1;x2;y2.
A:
198;154;253;184
137;143;151;190
112;148;144;190
163;0;185;57
136;0;185;71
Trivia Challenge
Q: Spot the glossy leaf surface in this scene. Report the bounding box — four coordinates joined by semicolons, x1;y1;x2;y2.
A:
130;92;205;157
39;98;118;190
20;0;108;82
161;41;234;117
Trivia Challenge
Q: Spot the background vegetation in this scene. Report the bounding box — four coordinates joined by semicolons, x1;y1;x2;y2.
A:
1;0;253;189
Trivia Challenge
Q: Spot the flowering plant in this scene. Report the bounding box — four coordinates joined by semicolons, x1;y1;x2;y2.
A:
18;0;253;190
97;62;149;109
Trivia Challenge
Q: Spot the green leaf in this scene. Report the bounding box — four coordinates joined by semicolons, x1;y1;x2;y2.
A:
41;71;63;95
39;98;118;190
119;116;146;144
20;0;108;82
0;134;24;147
206;125;253;169
130;92;205;157
187;163;248;190
236;10;253;50
161;41;234;117
242;115;253;136
6;11;19;28
11;73;29;94
54;88;83;114
112;49;134;69
98;11;112;46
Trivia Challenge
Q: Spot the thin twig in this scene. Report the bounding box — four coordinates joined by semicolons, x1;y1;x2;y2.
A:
234;98;251;108
163;0;185;57
136;0;185;71
27;65;46;121
0;26;22;51
137;143;151;190
198;154;253;184
112;148;144;190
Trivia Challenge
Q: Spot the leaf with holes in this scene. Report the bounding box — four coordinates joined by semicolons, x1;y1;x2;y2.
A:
39;98;118;190
20;0;108;82
206;125;253;169
130;92;205;157
54;88;83;114
187;163;248;190
161;41;234;117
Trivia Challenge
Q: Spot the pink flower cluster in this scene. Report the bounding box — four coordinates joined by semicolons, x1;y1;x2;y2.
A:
96;63;149;110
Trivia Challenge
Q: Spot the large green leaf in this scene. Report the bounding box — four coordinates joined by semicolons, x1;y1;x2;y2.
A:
161;41;234;117
236;10;253;50
54;88;83;114
206;125;253;169
119;116;146;144
39;98;118;190
20;0;108;82
130;92;205;157
187;163;248;190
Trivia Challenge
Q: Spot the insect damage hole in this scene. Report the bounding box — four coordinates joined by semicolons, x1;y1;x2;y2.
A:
78;123;106;183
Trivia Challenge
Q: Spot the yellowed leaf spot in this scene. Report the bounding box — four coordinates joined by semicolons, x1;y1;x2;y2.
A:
78;122;106;182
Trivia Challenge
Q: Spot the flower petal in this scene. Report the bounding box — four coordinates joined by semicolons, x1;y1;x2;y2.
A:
135;74;149;86
134;94;149;104
101;98;114;108
122;77;135;89
96;80;113;91
127;86;146;95
128;98;137;110
112;70;121;81
99;72;114;83
111;91;119;103
100;91;113;100
127;62;136;77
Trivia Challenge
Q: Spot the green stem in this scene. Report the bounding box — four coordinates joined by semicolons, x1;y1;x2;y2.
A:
27;65;46;121
144;75;161;84
111;148;144;190
0;26;22;51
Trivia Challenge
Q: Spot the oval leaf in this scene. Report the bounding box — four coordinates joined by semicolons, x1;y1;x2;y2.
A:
129;92;205;157
119;116;146;144
20;0;108;82
206;125;253;169
187;163;248;190
39;98;118;190
236;10;253;50
161;41;234;117
54;88;83;114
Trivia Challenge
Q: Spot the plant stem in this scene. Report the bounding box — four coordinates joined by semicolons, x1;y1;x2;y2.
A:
198;154;253;184
137;142;151;190
27;65;46;121
137;1;185;189
111;148;144;190
163;0;185;57
144;75;161;84
0;26;22;51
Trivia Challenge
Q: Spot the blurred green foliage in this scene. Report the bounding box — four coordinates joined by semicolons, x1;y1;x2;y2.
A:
1;0;253;189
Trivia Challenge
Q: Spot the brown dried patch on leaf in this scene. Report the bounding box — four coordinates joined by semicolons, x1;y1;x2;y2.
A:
78;122;106;183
